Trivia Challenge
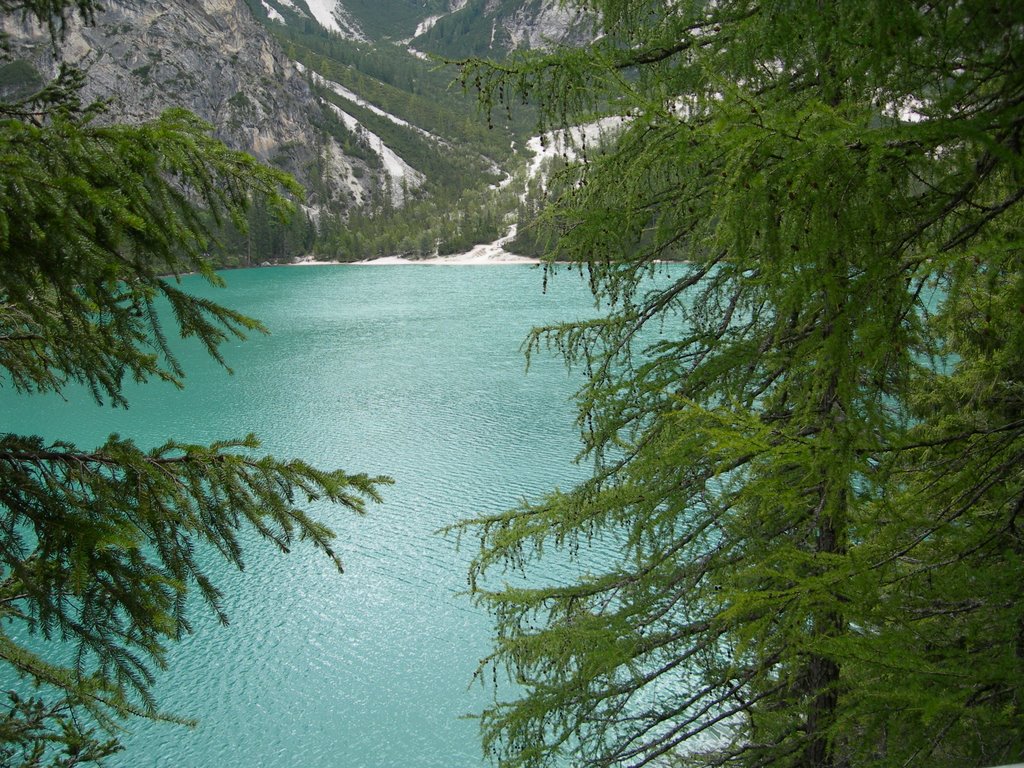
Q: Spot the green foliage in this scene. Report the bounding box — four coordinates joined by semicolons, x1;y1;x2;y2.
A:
326;0;447;42
454;1;1024;767
0;2;389;763
416;0;509;60
283;35;525;162
211;198;318;266
320;181;516;260
244;5;542;258
0;61;44;100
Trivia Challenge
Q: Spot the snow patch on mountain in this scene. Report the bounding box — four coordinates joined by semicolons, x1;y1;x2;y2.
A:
296;61;450;148
261;1;284;23
325;102;425;204
415;15;443;36
402;14;441;58
302;0;367;40
350;223;539;265
524;116;625;183
302;0;340;31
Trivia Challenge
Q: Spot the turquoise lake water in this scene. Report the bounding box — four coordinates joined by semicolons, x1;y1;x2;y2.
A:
0;264;615;767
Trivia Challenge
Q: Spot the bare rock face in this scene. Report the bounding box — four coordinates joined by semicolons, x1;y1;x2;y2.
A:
408;0;595;60
2;0;377;211
502;0;592;51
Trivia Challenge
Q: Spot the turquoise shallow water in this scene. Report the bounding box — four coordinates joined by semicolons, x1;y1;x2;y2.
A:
0;264;607;768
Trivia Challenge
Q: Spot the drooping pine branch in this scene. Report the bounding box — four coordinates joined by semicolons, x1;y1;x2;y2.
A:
0;431;390;714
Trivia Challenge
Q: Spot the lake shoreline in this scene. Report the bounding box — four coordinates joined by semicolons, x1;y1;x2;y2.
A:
290;254;543;266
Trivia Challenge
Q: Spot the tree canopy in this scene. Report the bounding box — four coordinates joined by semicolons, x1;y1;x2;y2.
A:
455;1;1024;766
0;2;387;764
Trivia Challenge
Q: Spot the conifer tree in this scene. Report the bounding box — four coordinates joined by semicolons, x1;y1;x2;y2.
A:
0;2;387;764
455;1;1024;766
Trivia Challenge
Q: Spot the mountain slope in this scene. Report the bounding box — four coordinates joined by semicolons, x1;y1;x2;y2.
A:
261;0;450;42
2;0;596;260
0;0;380;213
259;0;593;55
413;0;595;58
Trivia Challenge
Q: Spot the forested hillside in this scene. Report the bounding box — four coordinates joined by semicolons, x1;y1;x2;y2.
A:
243;0;593;261
248;8;531;259
0;0;591;264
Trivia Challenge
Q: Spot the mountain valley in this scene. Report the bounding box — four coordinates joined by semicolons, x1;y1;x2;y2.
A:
1;0;592;263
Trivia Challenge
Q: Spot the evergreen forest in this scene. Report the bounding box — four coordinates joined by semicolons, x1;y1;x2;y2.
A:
1;0;1022;766
239;0;544;263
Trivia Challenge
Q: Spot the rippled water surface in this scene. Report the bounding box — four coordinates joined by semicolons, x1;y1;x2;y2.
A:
1;265;609;768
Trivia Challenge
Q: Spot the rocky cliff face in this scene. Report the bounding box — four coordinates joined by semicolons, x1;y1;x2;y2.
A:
3;0;596;232
263;0;593;56
2;0;382;212
408;0;595;59
500;0;593;51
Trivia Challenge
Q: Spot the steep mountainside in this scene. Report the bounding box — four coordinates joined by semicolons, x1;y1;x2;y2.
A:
1;0;388;213
1;0;595;260
258;0;446;42
258;0;593;55
413;0;595;58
